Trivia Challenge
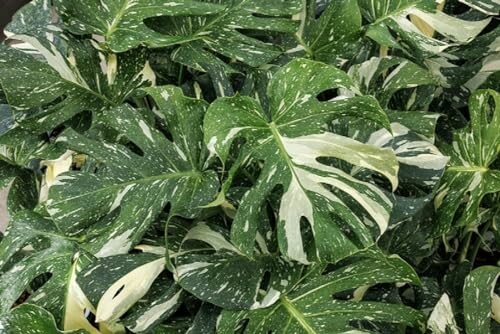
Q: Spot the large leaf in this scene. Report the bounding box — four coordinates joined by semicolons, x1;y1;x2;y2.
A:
435;89;500;234
217;250;425;333
46;88;219;256
463;266;500;334
359;0;491;57
205;58;397;264
55;0;302;67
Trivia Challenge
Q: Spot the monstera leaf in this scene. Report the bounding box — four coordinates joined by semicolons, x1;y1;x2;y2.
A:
435;89;500;234
45;88;219;257
75;252;183;331
289;0;362;64
0;304;87;334
205;58;398;264
344;56;437;109
0;10;154;135
0;211;75;317
173;222;301;310
55;0;302;67
217;250;425;333
358;0;491;57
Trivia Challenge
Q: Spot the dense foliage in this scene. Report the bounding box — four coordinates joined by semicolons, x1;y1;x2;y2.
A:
0;0;498;333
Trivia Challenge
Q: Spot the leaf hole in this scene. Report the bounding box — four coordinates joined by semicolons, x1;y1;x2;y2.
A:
82;308;100;329
113;285;125;299
316;88;340;101
258;271;271;293
124;141;145;157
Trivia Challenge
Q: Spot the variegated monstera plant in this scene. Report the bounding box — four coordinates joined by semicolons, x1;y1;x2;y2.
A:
0;0;498;333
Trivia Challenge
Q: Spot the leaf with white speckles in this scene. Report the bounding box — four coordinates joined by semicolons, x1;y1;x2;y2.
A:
435;89;500;234
205;58;396;264
463;266;500;334
54;0;302;67
0;304;87;334
359;0;491;57
46;89;219;256
0;34;153;136
217;250;425;333
294;0;363;65
173;222;301;309
344;56;437;109
77;252;167;323
0;211;77;322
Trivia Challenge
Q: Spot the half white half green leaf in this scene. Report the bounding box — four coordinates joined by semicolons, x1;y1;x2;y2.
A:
205;58;397;264
76;252;166;323
359;0;491;57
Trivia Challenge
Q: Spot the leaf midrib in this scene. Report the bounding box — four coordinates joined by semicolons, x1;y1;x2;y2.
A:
280;296;316;334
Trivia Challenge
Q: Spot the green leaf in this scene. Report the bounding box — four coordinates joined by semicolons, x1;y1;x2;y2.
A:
297;0;362;63
344;56;437;109
55;0;302;66
122;276;184;333
217;250;425;333
435;89;500;234
359;0;491;57
0;37;153;134
365;122;448;188
463;266;500;334
46;92;219;256
0;304;87;334
77;253;167;323
173;222;301;310
459;0;500;15
205;58;397;264
0;211;76;319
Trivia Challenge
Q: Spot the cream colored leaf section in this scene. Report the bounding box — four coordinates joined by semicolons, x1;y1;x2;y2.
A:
183;222;242;254
428;293;459;334
129;290;183;333
64;254;100;334
39;150;73;202
406;8;490;43
96;258;165;322
282;132;399;190
492;293;500;323
276;132;398;263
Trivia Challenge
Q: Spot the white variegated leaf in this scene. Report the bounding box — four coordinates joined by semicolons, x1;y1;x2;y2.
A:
205;58;397;264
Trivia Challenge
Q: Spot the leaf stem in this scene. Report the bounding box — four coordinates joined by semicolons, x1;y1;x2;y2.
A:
469;215;495;266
